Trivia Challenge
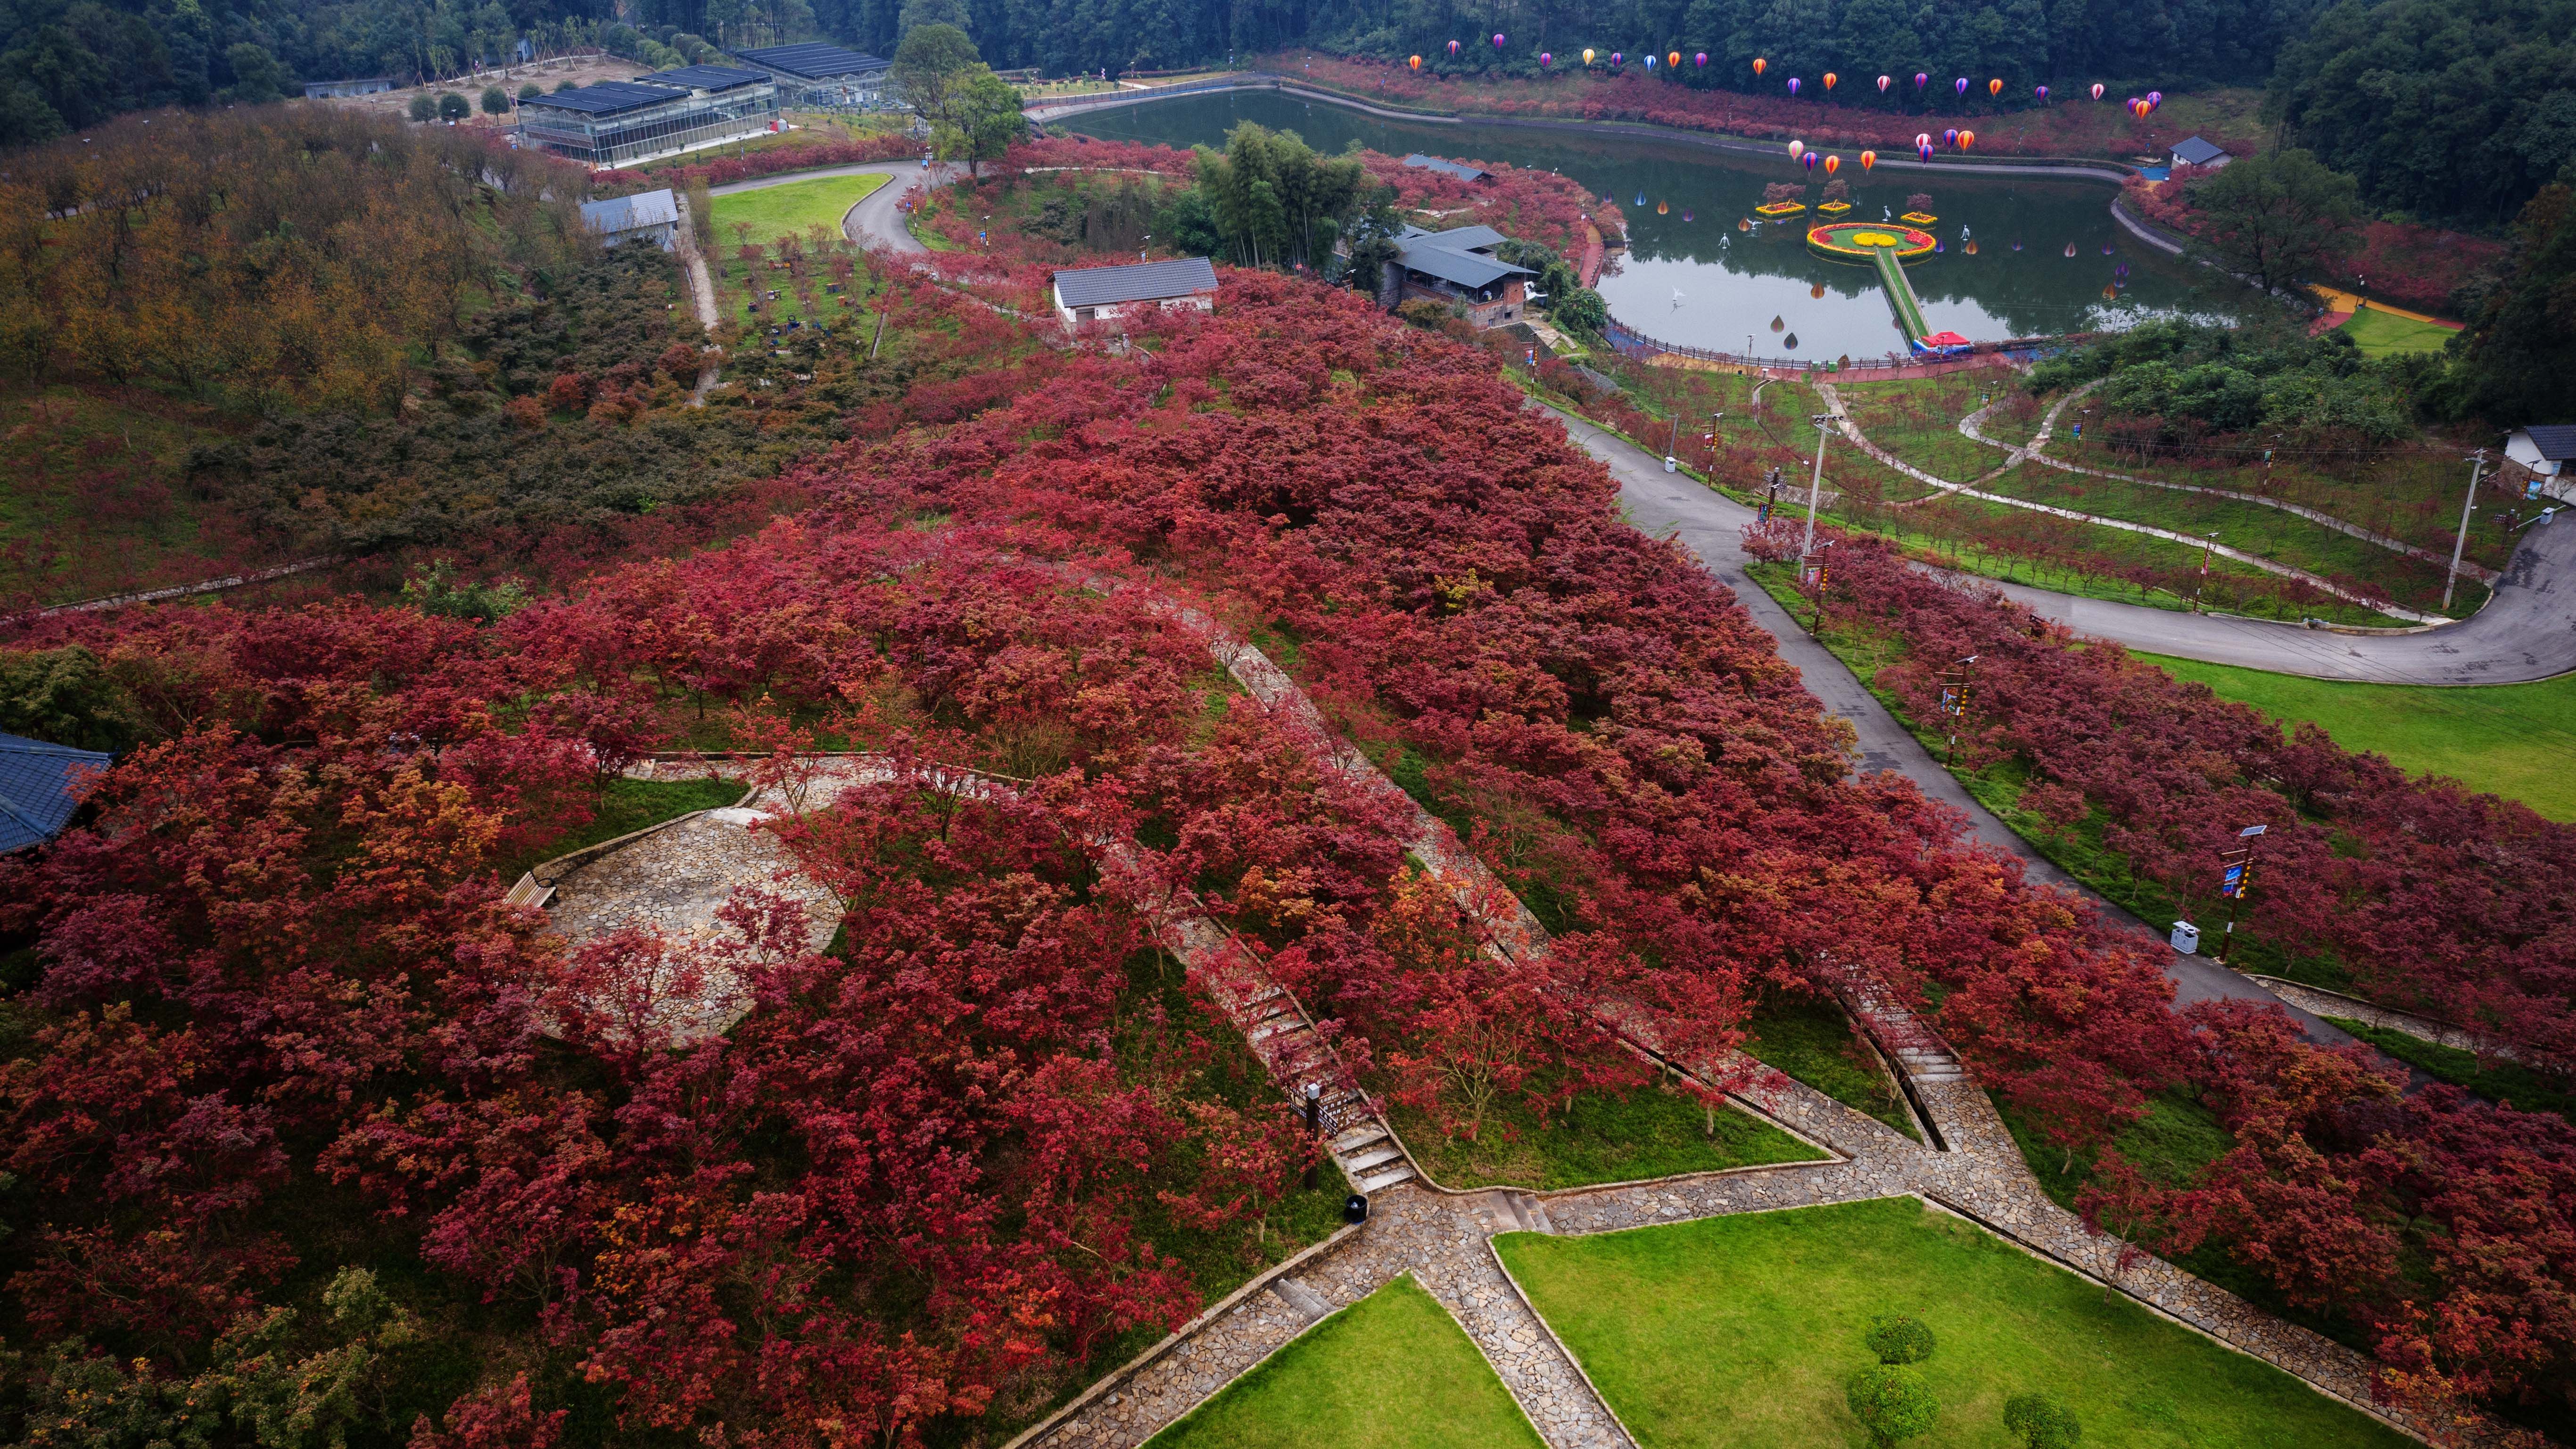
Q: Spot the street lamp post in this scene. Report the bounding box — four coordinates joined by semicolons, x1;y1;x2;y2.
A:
2192;530;2218;613
1799;411;1838;563
2444;447;2488;614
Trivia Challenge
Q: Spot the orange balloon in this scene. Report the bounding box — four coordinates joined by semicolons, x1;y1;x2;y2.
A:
1408;54;1421;69
1988;77;2002;96
1753;57;1767;75
1823;71;1838;90
1859;149;1876;170
1668;50;1681;67
1957;129;1975;149
1824;154;1840;174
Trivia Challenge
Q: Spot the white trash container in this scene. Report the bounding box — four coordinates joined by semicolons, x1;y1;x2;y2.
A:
2169;920;2201;954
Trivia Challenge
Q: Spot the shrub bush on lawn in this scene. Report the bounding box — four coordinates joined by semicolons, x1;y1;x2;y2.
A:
1865;1313;1936;1365
1846;1363;1939;1446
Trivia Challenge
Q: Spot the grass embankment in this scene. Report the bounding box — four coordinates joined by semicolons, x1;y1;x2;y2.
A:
1145;1275;1544;1449
2141;652;2576;822
1981;468;2480;618
2338;305;2458;358
1497;1197;2413;1449
500;777;748;877
0;385;239;606
1834;373;2016;483
2327;1018;2576;1125
708;172;890;328
1392;1079;1825;1192
1741;992;1920;1139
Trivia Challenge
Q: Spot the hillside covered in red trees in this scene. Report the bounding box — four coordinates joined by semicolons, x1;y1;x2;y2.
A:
1;254;2570;1446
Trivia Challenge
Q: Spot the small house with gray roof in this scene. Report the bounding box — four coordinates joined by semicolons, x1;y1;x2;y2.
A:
1052;256;1220;333
0;732;110;853
579;188;680;250
2505;425;2576;502
1388;223;1534;328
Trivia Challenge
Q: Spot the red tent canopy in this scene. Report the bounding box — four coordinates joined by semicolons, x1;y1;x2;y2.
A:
1922;330;1971;346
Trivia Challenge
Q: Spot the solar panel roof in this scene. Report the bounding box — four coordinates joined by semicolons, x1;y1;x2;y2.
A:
522;80;689;116
733;43;892;78
638;65;770;91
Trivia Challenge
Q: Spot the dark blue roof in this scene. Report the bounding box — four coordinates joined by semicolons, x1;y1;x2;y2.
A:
639;64;770;91
731;43;891;78
0;732;109;853
523;80;693;116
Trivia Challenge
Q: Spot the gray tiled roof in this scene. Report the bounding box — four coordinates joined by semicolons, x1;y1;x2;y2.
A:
580;189;679;235
0;732;110;853
1404;153;1490;182
2522;424;2576;460
1393;224;1532;290
2170;135;2229;166
1053;257;1220;308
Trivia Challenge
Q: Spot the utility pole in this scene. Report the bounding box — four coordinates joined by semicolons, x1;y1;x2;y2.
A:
1799;411;1837;563
2444;448;2487;613
1940;654;1977;764
2191;530;2217;613
2216;824;2264;964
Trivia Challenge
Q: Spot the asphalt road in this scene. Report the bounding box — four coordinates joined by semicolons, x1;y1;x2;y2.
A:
704;158;959;254
1542;404;2352;1042
1974;516;2576;684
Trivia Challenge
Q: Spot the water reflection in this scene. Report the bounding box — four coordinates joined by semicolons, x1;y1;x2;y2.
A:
1060;90;2254;357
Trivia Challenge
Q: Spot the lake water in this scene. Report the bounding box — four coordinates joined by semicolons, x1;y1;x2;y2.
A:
1058;89;2251;359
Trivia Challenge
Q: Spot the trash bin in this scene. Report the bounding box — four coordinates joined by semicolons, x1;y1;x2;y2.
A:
2169;920;2200;954
1343;1193;1371;1225
1664;454;1679;472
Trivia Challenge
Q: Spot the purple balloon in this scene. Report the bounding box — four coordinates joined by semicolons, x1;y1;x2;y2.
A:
1611;50;1623;64
2147;89;2162;105
1695;51;1708;66
1540;50;1552;66
2035;84;2048;101
1954;76;1969;95
1913;72;1927;89
1787;76;1801;94
1493;31;1506;47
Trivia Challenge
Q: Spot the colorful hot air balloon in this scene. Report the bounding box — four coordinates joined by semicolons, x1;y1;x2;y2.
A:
1788;139;1805;158
1988;77;2002;97
1823;71;1838;90
1447;39;1460;54
1802;150;1818;170
1859;149;1876;170
2064;241;2077;257
1669;50;1682;67
1695;52;1709;67
1915;131;1931;147
1583;48;1595;63
1957;129;1974;149
1942;127;1958;147
1643;52;1656;68
1877;75;1891;93
1913;72;1928;89
2035;84;2048;102
1657;199;1668;214
1611;51;1623;64
1540;51;1552;66
1824;153;1840;174
2147;90;2162;108
1753;57;1766;75
1954;76;1969;96
1493;31;1506;47
1918;141;1933;160
1408;54;1421;69
1786;76;1800;94
1683;208;1693;220
2090;82;2105;100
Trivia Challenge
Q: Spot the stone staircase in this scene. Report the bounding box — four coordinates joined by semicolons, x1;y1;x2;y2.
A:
1467;1188;1557;1236
1224;980;1417;1192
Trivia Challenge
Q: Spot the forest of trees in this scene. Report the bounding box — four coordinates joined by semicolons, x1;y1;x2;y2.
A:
2266;0;2576;225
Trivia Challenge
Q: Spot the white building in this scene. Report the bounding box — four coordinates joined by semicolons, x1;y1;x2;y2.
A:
729;43;894;109
2169;135;2232;171
2503;426;2576;502
1052;257;1220;332
518;66;779;169
579;188;681;250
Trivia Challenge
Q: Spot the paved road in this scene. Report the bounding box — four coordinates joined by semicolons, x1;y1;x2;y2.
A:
1973;519;2576;684
705;159;959;254
1540;404;2351;1041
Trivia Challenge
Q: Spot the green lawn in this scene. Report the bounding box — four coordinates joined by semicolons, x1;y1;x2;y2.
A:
2140;653;2576;821
2338;305;2458;359
707;171;890;247
1391;1079;1826;1192
1835;373;2017;484
1144;1275;1543;1449
1498;1197;2414;1449
1740;992;1919;1140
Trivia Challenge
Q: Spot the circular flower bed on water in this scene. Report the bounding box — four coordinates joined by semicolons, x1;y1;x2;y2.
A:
1806;221;1937;264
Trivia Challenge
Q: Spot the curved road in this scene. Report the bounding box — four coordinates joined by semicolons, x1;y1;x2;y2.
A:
1543;404;2353;1043
705;158;960;255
